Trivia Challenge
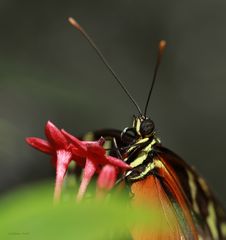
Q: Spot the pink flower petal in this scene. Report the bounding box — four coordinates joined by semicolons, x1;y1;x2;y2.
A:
26;137;53;154
71;147;87;158
45;121;68;149
86;142;106;157
62;129;87;153
76;158;97;201
97;164;117;190
106;156;131;170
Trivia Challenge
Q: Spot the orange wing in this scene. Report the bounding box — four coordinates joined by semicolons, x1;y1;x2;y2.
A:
81;130;226;239
131;175;185;240
130;146;226;239
130;168;198;240
157;146;226;239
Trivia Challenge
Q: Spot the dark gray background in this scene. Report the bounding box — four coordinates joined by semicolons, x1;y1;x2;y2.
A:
0;0;225;205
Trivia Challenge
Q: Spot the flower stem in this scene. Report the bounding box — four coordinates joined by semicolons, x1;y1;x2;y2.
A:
76;158;96;202
54;150;72;203
54;174;64;203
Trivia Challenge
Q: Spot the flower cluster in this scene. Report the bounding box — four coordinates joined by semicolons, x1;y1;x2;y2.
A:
26;121;130;202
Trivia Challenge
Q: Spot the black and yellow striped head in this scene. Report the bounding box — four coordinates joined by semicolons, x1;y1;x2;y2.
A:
121;116;155;145
133;116;155;137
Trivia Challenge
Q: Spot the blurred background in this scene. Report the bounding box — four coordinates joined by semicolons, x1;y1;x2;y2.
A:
0;0;225;205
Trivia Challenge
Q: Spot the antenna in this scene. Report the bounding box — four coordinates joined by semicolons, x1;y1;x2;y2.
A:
144;40;166;116
68;17;142;115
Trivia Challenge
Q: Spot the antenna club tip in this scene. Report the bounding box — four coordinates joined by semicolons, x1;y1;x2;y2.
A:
159;40;167;51
68;17;81;30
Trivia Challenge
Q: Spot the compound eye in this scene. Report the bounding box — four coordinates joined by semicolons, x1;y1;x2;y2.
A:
121;127;138;145
140;119;155;137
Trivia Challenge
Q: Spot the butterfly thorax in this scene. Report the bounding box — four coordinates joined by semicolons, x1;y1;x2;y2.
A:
121;116;161;182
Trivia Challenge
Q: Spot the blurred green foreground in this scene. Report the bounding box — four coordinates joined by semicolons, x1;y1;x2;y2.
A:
0;179;162;240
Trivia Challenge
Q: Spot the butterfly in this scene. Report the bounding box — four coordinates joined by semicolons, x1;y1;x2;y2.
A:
69;17;226;239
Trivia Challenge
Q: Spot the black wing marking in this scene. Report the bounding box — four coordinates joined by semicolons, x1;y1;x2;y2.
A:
156;145;226;240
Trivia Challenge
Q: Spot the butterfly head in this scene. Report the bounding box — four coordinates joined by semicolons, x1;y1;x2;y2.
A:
121;116;155;145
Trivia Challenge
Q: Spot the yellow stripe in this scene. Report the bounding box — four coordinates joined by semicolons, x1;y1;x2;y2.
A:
137;138;149;144
126;138;149;155
221;222;226;237
129;162;154;180
103;140;112;155
129;140;156;168
143;141;155;152
207;201;219;240
154;159;164;168
126;135;159;156
135;118;141;135
187;171;200;214
198;177;210;197
129;159;163;180
127;137;159;165
130;152;148;168
141;159;164;177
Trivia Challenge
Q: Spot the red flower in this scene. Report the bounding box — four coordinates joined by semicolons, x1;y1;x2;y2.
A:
26;121;131;202
62;130;130;201
26;121;74;202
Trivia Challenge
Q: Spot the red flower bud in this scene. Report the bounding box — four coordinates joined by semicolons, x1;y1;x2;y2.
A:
97;164;117;191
